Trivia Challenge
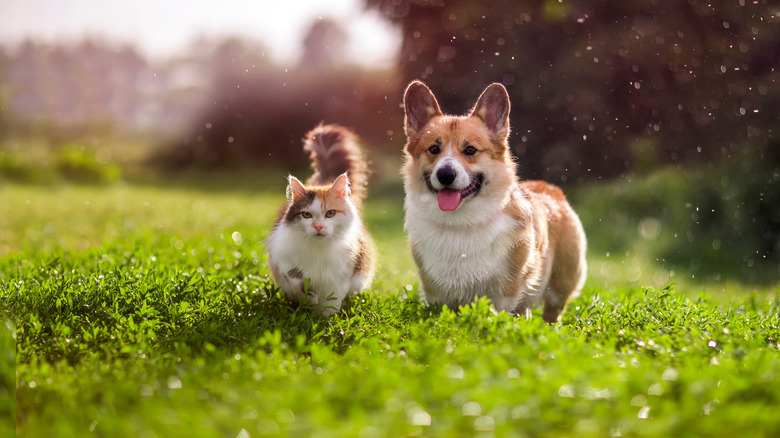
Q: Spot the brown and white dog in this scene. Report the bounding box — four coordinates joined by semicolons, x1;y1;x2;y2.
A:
401;81;587;322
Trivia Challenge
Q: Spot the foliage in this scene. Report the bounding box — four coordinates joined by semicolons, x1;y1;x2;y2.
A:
0;144;121;184
366;0;780;181
574;142;780;285
55;145;122;183
2;179;779;437
0;319;14;438
0;150;45;182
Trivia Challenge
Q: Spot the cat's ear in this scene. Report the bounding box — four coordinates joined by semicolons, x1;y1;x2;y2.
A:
286;176;307;201
330;173;351;199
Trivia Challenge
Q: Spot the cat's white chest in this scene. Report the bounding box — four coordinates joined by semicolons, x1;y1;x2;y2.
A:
267;221;363;304
270;227;353;284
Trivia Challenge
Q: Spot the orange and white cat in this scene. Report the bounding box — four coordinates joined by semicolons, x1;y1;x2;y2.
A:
266;124;374;316
401;81;587;322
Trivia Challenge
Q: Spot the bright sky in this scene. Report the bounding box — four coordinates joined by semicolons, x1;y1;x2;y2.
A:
0;0;401;68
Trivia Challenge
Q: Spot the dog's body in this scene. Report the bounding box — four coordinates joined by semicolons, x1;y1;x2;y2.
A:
402;81;586;322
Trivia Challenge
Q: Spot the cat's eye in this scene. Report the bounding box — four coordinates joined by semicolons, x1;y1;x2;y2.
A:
463;145;477;156
428;145;441;155
325;210;337;218
300;211;312;218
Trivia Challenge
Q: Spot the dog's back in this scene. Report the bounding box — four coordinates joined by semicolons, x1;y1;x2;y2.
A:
518;180;587;321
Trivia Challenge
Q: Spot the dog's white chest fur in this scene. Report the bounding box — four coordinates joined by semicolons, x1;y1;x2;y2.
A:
405;197;523;309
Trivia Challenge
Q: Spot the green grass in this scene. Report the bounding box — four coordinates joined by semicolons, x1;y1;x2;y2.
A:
0;317;14;437
2;177;780;437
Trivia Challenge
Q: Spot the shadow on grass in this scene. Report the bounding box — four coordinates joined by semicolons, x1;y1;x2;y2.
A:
130;277;443;360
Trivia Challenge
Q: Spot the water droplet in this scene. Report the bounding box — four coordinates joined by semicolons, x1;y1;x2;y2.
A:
448;365;465;379
462;401;481;416
558;384;575;398
167;375;182;389
662;368;678;381
408;407;431;426
648;383;664;396
474;416;495;432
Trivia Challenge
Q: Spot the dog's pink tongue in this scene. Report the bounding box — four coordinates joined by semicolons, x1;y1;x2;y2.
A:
437;189;461;211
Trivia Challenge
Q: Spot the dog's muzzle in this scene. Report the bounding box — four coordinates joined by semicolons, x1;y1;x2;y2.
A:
423;172;484;211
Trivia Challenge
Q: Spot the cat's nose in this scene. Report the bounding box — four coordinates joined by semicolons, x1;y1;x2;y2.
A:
313;223;324;232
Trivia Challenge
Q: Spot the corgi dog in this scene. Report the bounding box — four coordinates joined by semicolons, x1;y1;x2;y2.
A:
401;81;587;322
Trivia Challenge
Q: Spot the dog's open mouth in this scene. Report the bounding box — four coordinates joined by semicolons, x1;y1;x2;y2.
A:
424;173;484;211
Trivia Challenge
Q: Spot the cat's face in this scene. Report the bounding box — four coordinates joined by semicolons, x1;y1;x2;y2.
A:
284;174;355;238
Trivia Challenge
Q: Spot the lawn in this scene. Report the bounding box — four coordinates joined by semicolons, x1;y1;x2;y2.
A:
2;174;779;437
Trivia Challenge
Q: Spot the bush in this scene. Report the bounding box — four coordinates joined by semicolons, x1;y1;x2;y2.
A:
54;145;121;183
574;140;780;283
0;150;45;182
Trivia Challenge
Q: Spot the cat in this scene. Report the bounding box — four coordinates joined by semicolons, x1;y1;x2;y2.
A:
266;124;374;316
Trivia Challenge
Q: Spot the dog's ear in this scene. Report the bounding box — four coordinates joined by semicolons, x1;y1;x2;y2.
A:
470;83;510;140
403;81;442;138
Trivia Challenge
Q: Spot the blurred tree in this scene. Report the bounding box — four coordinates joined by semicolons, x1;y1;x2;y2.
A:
300;19;349;70
0;46;8;141
207;37;272;83
154;29;400;171
365;0;779;181
3;39;156;139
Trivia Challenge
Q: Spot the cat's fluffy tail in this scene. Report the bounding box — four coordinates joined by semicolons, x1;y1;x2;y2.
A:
303;123;369;207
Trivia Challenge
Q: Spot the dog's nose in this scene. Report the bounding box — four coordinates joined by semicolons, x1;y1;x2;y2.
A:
436;166;457;186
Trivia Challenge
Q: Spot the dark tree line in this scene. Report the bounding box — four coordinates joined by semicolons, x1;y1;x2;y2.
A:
366;0;779;181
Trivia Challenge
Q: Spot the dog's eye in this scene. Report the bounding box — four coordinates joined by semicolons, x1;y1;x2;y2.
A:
428;145;441;155
463;145;478;156
301;211;312;219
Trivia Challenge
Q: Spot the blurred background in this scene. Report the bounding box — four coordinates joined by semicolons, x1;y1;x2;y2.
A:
1;0;778;290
